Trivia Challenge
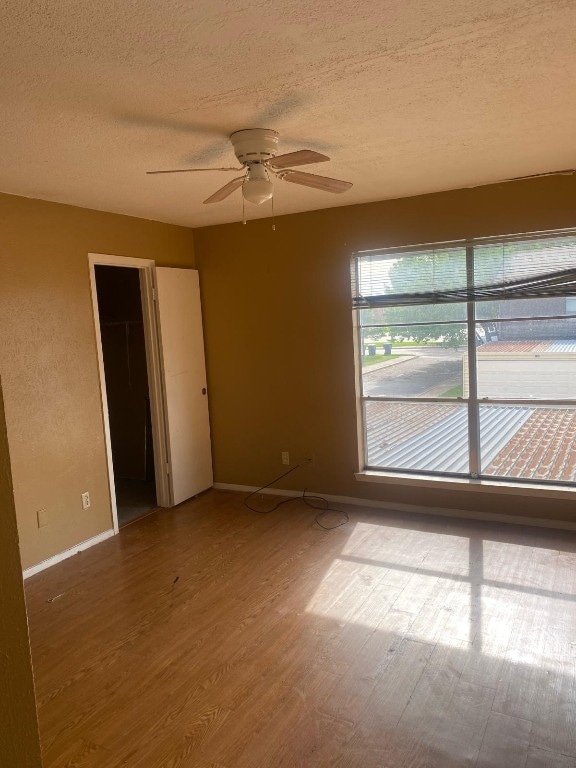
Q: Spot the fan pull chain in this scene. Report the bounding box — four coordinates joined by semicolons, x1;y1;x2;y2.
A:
242;194;246;225
271;194;276;231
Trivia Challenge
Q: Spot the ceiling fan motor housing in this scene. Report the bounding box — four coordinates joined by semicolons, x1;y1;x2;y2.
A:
231;128;279;165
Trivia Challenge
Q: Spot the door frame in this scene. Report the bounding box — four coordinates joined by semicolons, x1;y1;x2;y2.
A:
88;253;171;534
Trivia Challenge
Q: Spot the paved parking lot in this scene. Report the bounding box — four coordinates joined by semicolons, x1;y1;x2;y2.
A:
363;346;464;397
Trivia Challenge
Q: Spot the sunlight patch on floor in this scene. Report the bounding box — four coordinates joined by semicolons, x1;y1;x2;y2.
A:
305;522;576;671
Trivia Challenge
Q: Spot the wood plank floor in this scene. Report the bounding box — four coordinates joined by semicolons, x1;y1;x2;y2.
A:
25;490;576;768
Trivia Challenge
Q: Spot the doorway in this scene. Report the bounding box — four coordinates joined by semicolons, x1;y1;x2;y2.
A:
89;254;213;533
94;265;158;527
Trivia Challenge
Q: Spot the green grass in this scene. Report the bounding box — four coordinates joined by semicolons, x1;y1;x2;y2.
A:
439;384;464;398
362;354;401;367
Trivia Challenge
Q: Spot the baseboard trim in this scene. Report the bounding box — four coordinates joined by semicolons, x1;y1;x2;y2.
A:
213;483;576;532
23;529;116;579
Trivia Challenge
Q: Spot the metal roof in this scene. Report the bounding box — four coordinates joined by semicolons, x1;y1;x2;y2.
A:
547;340;576;353
367;405;533;473
365;402;459;455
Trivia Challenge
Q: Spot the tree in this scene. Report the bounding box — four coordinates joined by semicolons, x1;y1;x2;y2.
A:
360;308;389;340
380;247;503;347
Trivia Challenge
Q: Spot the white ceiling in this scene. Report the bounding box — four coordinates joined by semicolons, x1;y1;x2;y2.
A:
1;0;575;228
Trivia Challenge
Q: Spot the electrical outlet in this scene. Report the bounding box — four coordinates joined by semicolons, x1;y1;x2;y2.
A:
281;451;290;465
81;491;90;510
36;508;48;528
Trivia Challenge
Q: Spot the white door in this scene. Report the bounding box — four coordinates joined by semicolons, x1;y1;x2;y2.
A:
155;267;213;505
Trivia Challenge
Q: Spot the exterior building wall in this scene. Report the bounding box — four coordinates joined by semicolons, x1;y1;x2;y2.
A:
463;353;576;398
498;297;576;340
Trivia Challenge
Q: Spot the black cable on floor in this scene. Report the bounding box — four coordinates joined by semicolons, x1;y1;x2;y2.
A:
243;464;349;530
302;488;349;530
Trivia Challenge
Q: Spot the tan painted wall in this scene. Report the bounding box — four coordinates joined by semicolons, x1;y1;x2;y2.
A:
194;175;576;524
0;379;43;767
0;193;195;569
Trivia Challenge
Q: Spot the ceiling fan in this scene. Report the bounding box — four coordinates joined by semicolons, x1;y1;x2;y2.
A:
147;128;353;205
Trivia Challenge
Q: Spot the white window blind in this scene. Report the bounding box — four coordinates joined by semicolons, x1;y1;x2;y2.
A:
352;234;576;309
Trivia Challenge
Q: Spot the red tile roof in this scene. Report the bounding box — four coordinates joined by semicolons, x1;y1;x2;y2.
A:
478;341;545;354
484;408;576;482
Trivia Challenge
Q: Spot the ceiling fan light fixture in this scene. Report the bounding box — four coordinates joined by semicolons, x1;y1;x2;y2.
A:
148;128;353;207
242;163;273;205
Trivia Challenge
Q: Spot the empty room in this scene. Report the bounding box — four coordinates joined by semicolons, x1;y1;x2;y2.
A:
2;2;576;767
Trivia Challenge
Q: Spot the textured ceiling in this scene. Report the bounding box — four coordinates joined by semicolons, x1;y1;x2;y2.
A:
0;0;574;228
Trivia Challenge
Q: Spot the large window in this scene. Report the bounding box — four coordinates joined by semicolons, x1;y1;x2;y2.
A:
352;231;576;485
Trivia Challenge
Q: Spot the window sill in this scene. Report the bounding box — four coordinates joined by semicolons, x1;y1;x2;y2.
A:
355;470;576;500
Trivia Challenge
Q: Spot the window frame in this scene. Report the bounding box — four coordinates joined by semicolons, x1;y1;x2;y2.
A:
353;229;576;489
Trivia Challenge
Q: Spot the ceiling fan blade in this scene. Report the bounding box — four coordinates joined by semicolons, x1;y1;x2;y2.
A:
147;167;242;175
281;169;352;193
268;150;330;169
203;176;246;204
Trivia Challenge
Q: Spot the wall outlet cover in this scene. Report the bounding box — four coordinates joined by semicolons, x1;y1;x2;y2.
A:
81;491;90;510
